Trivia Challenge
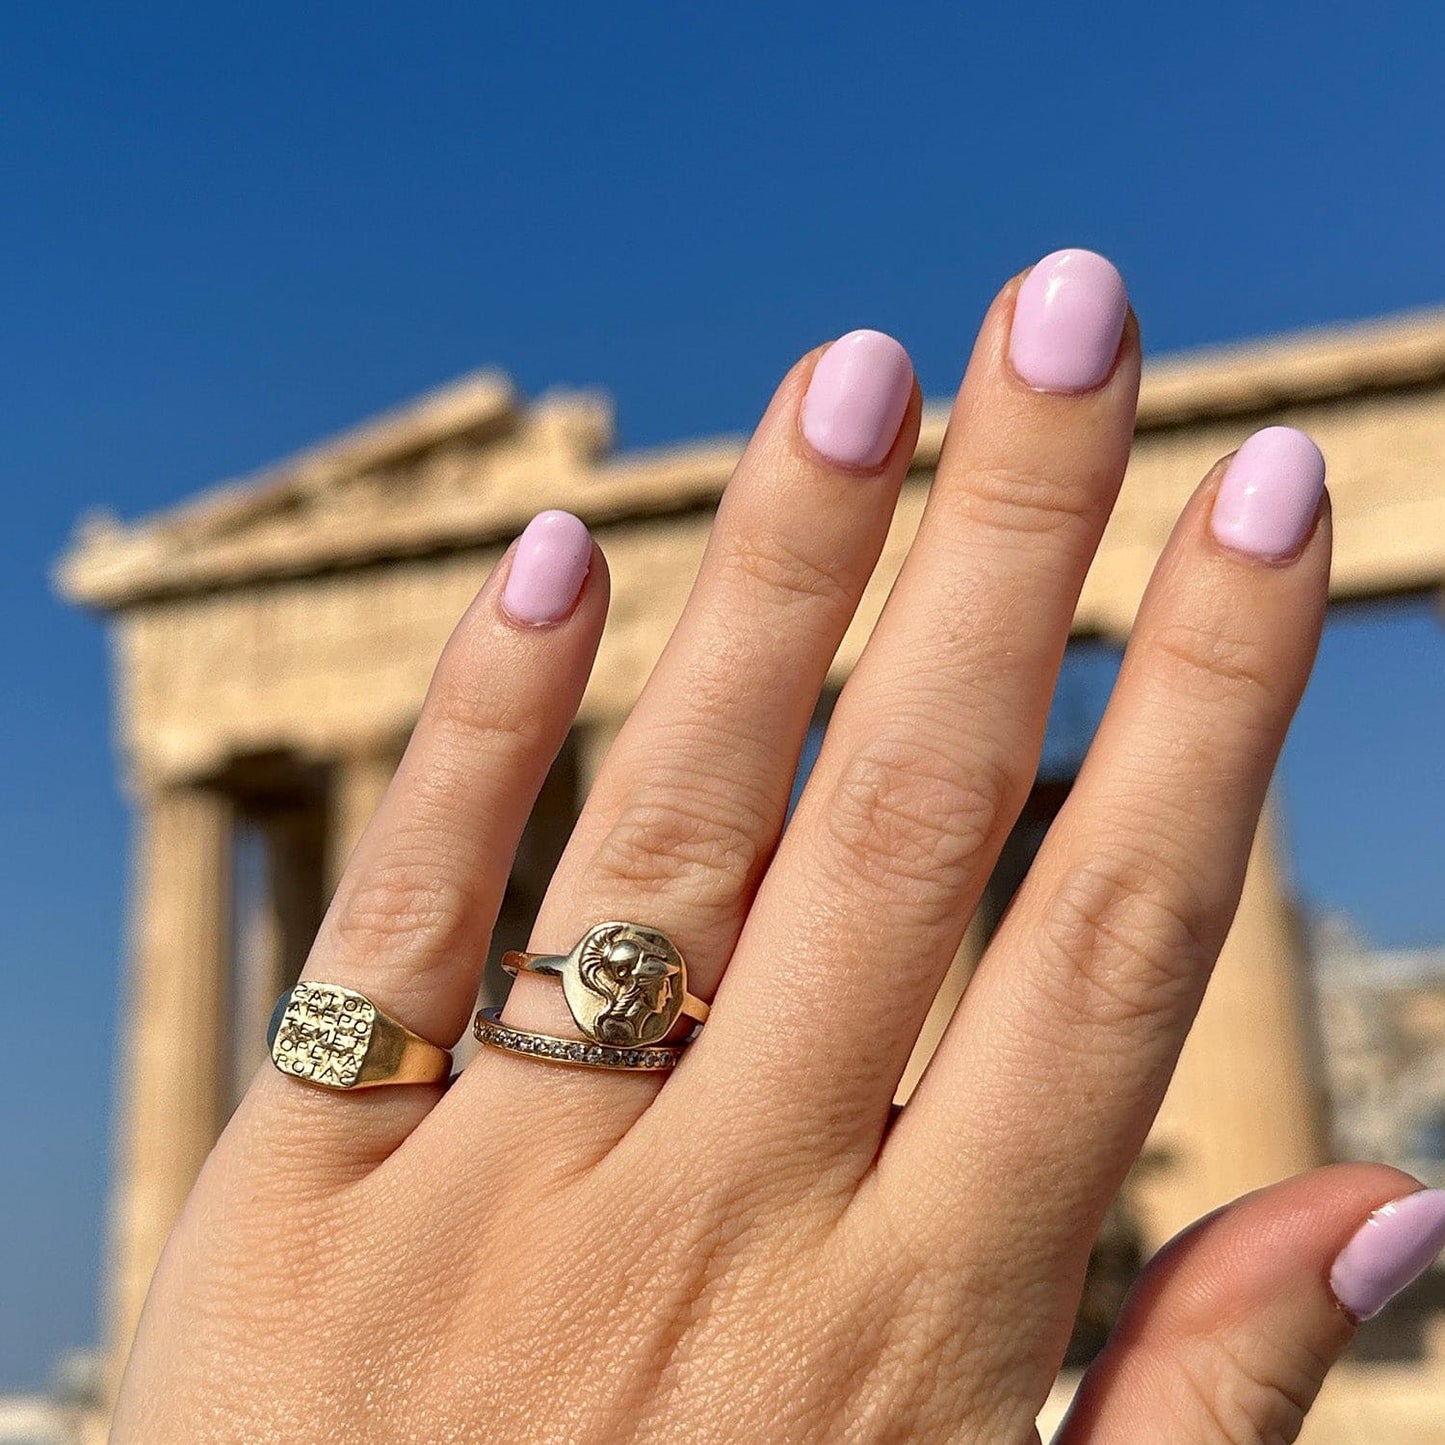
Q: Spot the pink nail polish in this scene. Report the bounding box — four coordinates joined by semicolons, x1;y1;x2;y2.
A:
1210;427;1326;560
502;510;592;625
1330;1189;1445;1321
1009;249;1127;394
801;329;914;469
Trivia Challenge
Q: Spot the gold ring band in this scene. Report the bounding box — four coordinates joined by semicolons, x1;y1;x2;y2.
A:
268;981;452;1090
501;921;707;1049
473;1007;688;1071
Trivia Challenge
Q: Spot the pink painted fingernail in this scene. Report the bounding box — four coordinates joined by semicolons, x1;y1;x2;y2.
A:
502;510;592;625
801;329;914;469
1210;427;1326;560
1009;249;1128;394
1330;1189;1445;1321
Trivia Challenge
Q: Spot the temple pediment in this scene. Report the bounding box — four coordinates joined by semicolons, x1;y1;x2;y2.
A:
57;370;627;605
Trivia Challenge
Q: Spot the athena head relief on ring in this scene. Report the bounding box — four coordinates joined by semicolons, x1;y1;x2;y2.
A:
570;922;685;1047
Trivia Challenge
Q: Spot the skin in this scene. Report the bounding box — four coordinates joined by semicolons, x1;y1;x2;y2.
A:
114;275;1407;1443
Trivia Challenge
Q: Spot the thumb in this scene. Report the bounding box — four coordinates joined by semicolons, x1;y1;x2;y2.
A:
1054;1164;1445;1443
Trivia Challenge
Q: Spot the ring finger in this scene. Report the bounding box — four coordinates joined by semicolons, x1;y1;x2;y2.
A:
468;331;920;1137
885;428;1331;1423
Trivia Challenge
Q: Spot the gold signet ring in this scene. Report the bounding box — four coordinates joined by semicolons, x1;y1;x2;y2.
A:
502;921;709;1048
267;981;452;1090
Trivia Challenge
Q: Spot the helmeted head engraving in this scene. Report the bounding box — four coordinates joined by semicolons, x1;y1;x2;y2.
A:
572;923;683;1046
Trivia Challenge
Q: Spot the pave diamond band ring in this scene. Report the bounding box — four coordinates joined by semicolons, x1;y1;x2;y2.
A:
473;1007;689;1071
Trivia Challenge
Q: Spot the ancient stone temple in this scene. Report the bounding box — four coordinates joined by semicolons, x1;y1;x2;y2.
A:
59;312;1445;1438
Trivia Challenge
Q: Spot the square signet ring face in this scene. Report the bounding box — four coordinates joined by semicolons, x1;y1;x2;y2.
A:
268;981;452;1090
269;982;376;1088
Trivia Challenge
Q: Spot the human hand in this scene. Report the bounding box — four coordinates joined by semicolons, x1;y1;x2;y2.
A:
115;251;1445;1443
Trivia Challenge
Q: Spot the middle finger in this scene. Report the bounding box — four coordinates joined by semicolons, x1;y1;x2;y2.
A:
696;251;1137;1155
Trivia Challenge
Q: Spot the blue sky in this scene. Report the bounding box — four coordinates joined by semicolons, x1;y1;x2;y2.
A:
5;0;1445;1392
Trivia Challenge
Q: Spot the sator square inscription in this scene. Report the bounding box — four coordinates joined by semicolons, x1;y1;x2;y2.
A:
268;982;376;1088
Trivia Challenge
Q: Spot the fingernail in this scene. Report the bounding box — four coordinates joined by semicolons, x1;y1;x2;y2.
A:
801;329;914;469
1008;248;1128;393
1210;426;1326;560
501;510;592;625
1330;1189;1445;1321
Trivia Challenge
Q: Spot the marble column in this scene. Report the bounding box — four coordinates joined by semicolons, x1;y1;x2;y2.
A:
104;783;232;1375
1134;800;1329;1250
327;748;399;892
229;803;327;1099
481;735;584;1019
577;717;625;799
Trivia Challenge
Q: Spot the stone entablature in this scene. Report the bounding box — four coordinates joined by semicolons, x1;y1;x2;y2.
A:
61;306;1445;605
57;311;1445;790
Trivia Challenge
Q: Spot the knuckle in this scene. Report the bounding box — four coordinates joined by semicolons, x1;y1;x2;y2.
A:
960;459;1100;543
422;661;552;760
1149;620;1284;712
819;731;1019;923
330;845;480;970
587;778;771;914
718;526;856;616
1034;847;1218;1034
1178;1332;1320;1444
